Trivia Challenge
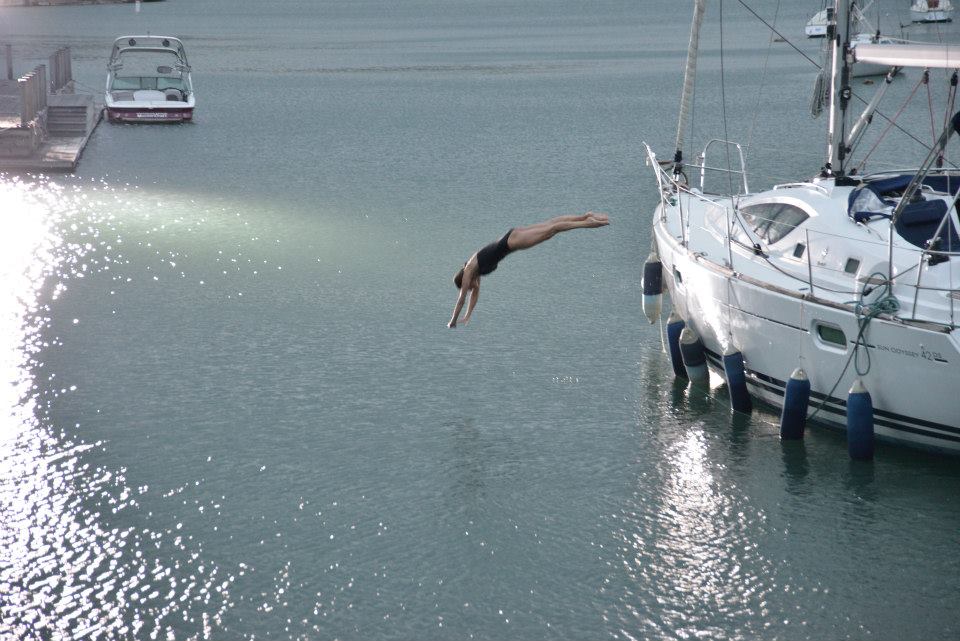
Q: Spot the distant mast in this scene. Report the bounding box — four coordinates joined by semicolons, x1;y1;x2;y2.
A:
674;0;707;176
825;0;853;178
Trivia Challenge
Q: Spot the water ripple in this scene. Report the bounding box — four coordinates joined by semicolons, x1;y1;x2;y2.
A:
601;405;777;639
0;176;244;639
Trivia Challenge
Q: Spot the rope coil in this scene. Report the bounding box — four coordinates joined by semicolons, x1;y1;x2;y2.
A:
807;271;900;421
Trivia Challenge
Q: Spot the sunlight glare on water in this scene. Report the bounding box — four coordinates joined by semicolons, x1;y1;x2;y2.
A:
0;177;241;639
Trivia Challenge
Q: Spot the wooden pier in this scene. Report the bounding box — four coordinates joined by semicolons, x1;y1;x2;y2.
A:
0;45;102;173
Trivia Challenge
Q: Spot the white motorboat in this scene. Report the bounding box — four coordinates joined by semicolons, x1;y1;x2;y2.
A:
645;0;960;454
105;36;195;123
911;0;954;22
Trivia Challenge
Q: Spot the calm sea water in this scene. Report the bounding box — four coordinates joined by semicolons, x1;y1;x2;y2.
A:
1;1;959;639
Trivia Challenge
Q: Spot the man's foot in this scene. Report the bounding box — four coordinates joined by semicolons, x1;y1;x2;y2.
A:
585;211;609;226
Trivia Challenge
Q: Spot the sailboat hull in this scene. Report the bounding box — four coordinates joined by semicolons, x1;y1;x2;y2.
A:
911;9;952;21
653;200;960;454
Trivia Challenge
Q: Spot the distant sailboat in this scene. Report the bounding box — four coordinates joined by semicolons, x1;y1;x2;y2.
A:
806;8;830;37
807;1;902;78
805;0;879;37
910;0;954;22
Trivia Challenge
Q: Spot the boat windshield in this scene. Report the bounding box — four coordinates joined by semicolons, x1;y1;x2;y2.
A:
111;51;187;92
110;76;187;91
739;203;810;244
113;51;183;76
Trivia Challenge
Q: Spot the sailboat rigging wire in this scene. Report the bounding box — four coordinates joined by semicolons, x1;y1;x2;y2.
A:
943;72;958;167
735;0;955;169
855;74;927;172
719;0;736;197
927;71;938;146
757;251;858;295
735;0;821;69
747;0;781;155
690;71;698;170
854;93;960;171
751;234;923;295
944;73;958;141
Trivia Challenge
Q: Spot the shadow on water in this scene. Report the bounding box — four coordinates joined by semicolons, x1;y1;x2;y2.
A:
780;439;811;496
445;417;488;499
844;457;878;495
727;407;752;442
666;377;720;417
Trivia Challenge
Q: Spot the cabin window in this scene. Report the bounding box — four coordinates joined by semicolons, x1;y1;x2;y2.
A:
844;258;860;274
816;324;846;347
793;243;806;259
739;203;811;244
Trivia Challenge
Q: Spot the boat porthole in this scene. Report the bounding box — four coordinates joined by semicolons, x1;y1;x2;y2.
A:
815;323;847;349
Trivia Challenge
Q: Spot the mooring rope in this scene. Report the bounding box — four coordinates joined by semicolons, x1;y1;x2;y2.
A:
807;271;900;421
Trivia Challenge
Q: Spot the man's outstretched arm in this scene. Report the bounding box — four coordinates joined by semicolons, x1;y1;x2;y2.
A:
461;282;479;324
448;287;468;327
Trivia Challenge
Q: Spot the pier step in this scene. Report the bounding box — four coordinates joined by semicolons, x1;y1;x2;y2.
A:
47;105;88;136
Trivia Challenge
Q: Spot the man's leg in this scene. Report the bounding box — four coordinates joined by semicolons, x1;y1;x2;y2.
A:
508;212;607;250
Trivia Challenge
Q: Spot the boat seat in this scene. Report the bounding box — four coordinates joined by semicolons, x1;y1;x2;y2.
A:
894;198;960;250
132;89;167;101
164;88;184;101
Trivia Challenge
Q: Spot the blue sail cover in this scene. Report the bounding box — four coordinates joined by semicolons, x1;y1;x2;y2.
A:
895;199;960;250
847;174;960;223
848;183;895;223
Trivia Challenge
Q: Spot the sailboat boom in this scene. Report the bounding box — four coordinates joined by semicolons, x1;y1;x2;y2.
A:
852;43;960;69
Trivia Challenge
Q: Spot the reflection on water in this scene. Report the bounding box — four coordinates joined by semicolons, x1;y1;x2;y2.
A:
0;177;236;639
605;407;774;639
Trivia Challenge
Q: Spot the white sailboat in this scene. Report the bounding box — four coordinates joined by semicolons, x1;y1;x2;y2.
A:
645;0;960;454
806;0;878;37
807;2;901;77
910;0;954;23
806;8;831;37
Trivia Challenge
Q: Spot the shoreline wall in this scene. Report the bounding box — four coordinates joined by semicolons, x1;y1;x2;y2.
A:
0;0;136;6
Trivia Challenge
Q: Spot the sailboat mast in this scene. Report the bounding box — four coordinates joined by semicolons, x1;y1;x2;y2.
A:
674;0;707;174
825;0;853;177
